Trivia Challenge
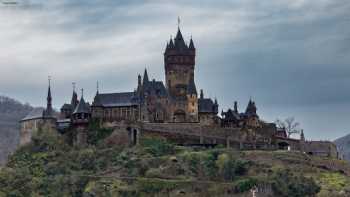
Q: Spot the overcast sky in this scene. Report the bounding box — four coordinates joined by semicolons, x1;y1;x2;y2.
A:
0;0;349;140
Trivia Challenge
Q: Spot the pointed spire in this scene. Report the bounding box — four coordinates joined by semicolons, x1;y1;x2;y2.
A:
200;89;204;99
234;101;238;113
73;88;89;115
175;28;185;43
71;82;78;108
169;36;174;48
189;36;195;49
143;68;149;84
174;24;187;50
46;76;53;114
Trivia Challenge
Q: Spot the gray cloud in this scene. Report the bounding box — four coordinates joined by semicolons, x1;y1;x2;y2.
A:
0;0;349;140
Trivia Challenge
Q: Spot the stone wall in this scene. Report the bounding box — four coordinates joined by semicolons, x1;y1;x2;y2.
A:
20;118;56;146
105;122;278;150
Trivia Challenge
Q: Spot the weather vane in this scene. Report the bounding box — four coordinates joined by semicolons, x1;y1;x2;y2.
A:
48;76;51;86
72;82;76;92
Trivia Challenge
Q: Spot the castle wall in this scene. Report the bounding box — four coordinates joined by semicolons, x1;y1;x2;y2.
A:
302;141;338;158
20;118;56;146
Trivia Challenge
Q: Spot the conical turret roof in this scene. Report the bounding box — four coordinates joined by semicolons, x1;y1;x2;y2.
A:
73;94;90;114
143;68;149;85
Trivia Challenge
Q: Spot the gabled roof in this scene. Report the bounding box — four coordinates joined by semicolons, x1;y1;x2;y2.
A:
93;92;139;108
198;98;217;113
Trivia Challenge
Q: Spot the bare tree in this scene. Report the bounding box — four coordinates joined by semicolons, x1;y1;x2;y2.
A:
275;117;301;138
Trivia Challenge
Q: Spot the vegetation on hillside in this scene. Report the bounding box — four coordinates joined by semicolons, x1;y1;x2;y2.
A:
0;128;349;196
0;96;33;165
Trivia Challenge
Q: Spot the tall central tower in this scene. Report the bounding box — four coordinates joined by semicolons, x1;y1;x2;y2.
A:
164;27;198;122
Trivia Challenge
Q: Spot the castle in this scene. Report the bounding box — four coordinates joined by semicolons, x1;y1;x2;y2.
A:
20;25;338;159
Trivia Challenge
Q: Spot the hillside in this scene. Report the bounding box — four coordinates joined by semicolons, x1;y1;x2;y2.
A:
0;96;33;165
335;134;350;161
0;129;349;197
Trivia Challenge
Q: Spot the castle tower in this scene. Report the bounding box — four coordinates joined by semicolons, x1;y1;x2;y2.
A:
164;23;197;122
164;28;195;97
72;89;91;146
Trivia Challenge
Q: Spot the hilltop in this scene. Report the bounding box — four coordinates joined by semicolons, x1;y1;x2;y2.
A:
0;129;349;197
0;96;33;165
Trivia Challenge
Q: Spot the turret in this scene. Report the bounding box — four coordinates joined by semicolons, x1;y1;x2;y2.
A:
245;99;257;115
72;89;91;124
234;101;238;113
200;89;204;99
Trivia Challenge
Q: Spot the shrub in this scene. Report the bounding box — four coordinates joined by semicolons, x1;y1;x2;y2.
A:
87;120;114;145
140;137;175;157
216;153;249;181
271;169;320;197
234;178;258;193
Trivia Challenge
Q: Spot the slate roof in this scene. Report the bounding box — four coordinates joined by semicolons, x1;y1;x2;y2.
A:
165;28;194;54
198;98;217;113
21;107;46;121
61;103;72;110
143;80;168;97
21;107;56;121
93;92;139;108
73;97;90;114
222;109;241;120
